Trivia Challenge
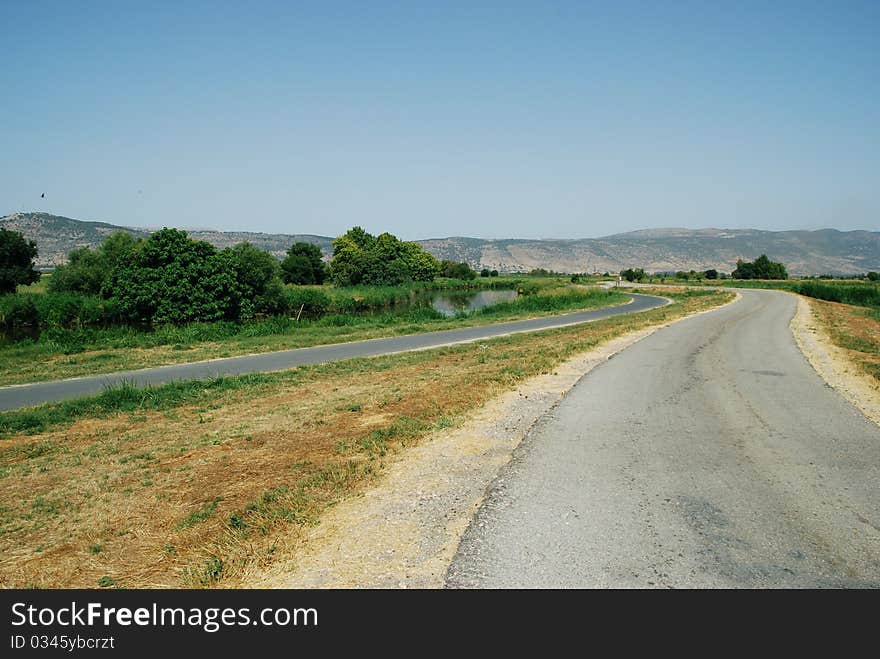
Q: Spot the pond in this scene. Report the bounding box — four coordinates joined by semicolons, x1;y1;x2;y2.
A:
429;289;519;317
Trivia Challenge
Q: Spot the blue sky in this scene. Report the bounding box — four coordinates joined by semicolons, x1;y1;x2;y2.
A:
2;1;878;239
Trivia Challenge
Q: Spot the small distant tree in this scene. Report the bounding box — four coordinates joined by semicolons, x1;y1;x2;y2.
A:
867;271;879;281
480;268;490;278
704;269;718;280
732;254;787;280
490;270;499;277
0;228;40;294
440;260;477;280
621;268;646;283
281;242;327;285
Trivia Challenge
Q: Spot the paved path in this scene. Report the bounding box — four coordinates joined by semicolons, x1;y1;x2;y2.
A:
0;293;666;411
446;289;880;588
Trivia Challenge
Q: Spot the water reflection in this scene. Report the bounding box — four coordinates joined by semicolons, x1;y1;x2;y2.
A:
431;289;518;317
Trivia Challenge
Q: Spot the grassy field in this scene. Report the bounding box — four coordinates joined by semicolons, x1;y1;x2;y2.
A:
0;287;731;588
0;280;623;386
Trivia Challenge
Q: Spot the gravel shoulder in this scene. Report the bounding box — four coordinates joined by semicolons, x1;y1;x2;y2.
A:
790;295;880;426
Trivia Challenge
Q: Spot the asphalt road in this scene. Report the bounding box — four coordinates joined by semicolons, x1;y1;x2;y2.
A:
446;289;880;588
0;293;666;411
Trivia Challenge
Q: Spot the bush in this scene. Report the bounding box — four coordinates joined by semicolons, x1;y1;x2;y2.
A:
286;287;330;319
49;232;142;295
0;294;39;328
440;260;477;280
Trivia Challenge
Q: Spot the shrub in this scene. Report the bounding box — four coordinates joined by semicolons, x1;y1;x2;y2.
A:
49;232;142;295
0;294;39;328
286;287;330;319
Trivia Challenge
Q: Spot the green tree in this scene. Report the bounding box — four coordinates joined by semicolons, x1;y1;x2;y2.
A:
103;228;240;324
281;242;327;285
224;242;287;317
867;271;879;281
0;228;40;294
490;270;499;277
440;260;477;280
480;268;491;278
621;268;646;282
329;227;439;286
732;255;787;280
704;269;719;280
49;231;142;295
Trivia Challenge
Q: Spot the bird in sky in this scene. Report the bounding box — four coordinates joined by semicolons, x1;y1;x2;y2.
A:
40;193;44;198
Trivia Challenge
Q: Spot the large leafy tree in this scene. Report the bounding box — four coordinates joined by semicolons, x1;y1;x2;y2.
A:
103;228;241;324
0;228;40;294
49;231;143;294
281;242;327;285
329;227;439;286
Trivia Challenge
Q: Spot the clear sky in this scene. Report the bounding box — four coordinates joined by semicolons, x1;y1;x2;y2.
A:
2;1;878;240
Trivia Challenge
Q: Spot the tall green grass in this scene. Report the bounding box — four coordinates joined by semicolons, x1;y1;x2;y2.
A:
795;281;880;308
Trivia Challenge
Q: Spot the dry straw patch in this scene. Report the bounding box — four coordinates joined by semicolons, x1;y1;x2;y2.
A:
0;291;729;588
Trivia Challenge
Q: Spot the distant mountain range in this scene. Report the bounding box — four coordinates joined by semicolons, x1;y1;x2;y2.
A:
2;212;879;275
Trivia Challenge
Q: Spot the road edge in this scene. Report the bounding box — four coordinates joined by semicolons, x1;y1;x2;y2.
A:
789;294;880;427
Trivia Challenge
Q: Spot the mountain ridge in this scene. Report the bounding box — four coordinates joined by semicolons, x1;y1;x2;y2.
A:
2;212;878;275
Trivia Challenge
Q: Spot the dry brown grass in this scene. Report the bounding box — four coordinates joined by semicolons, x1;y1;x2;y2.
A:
0;290;730;588
809;299;880;381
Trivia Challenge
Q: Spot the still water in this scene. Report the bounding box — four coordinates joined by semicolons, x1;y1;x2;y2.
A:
430;289;518;317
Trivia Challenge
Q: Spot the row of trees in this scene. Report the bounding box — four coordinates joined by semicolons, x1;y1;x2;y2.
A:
619;256;789;282
1;225;492;326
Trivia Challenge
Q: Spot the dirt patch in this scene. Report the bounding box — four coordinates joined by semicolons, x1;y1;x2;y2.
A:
246;293;740;588
791;295;880;426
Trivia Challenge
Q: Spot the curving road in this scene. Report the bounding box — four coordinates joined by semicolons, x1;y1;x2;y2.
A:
0;293;666;411
446;289;880;588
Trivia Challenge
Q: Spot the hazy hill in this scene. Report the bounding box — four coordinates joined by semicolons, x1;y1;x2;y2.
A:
0;213;332;267
2;212;878;275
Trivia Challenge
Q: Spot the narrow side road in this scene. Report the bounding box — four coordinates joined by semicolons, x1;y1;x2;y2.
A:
0;294;666;411
446;289;880;588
